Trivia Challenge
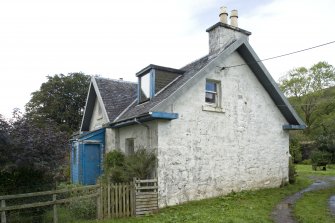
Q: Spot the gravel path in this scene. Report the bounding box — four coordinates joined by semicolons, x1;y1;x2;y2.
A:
271;176;335;223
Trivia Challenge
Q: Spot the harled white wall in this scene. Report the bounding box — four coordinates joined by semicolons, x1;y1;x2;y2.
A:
156;51;290;207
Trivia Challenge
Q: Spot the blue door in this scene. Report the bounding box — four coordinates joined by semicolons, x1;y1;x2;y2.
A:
82;143;101;185
71;142;79;184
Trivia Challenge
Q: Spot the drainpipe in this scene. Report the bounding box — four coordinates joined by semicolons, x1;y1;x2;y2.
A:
134;118;151;149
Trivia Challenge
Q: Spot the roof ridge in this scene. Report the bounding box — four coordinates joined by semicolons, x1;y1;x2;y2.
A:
94;76;137;85
180;54;209;70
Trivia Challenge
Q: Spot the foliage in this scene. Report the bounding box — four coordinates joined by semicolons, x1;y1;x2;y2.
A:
104;149;157;183
289;137;302;163
279;61;335;129
310;150;331;165
301;159;311;165
103;150;128;183
25;72;90;133
0;110;69;194
294;187;335;223
124;148;157;180
288;157;296;184
68;198;96;220
75;172;311;223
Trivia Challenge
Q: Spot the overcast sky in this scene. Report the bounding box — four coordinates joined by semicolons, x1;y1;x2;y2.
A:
1;0;334;119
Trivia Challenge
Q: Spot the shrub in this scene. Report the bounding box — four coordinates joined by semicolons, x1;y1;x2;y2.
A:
124;148;157;179
290;139;302;163
103;148;157;183
288;157;296;184
310;150;331;165
67;198;96;220
301;159;312;165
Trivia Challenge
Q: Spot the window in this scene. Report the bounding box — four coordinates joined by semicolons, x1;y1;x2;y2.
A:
140;73;151;103
205;80;218;104
125;138;135;155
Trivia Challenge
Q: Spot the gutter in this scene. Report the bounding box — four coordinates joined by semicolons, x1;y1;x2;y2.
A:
104;112;178;129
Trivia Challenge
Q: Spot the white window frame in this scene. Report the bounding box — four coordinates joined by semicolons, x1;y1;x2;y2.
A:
203;79;224;113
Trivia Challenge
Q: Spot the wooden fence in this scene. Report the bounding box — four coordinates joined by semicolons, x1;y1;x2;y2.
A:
0;179;158;223
134;179;158;216
0;185;100;223
100;178;158;219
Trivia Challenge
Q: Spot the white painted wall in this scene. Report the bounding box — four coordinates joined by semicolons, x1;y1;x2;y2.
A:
89;99;107;131
156;51;290;207
118;120;158;154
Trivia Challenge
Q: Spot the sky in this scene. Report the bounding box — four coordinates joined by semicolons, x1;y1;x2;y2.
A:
1;0;334;119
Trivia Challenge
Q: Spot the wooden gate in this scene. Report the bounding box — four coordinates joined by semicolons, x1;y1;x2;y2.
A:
134;179;158;216
101;178;158;219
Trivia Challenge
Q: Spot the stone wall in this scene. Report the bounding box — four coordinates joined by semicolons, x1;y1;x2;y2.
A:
156;51;290;207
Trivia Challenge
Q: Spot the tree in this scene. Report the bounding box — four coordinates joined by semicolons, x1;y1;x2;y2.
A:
279;61;335;129
25;73;90;133
0;110;69;193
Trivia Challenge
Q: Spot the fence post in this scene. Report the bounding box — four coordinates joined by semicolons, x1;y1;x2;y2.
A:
53;194;58;223
96;181;102;220
107;177;111;218
1;200;6;223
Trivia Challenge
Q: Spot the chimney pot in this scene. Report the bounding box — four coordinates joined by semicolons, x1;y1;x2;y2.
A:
219;6;228;24
230;10;238;27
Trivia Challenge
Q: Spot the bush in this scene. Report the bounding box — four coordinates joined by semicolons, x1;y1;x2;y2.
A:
301;159;312;165
68;198;96;220
289;157;296;184
103;148;157;183
310;150;331;165
290;139;302;163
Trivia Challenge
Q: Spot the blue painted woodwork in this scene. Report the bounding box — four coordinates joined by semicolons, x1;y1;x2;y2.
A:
82;143;101;185
149;112;178;119
150;69;156;98
282;124;306;130
70;128;105;185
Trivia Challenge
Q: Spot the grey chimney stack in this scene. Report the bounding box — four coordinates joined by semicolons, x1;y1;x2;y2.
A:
230;10;238;27
206;6;251;55
219;6;228;24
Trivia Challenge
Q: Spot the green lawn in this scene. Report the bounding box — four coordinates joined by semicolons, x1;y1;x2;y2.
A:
294;164;335;223
71;164;335;223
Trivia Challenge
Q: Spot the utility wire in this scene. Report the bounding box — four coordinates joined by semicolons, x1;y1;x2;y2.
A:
221;40;335;70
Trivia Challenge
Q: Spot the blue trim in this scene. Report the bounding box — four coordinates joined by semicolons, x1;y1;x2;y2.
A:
137;77;141;103
283;124;306;130
150;69;156;98
149;112;178;119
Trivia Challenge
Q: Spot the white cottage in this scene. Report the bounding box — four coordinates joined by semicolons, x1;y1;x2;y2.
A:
71;7;305;207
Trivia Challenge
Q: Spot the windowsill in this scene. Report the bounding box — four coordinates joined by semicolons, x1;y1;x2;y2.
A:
202;105;225;113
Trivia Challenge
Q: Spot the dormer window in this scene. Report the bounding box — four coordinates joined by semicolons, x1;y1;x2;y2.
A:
136;64;185;104
140;72;151;102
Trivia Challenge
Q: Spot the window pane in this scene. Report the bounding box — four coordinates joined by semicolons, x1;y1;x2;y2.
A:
140;73;150;102
126;138;134;155
206;81;216;92
205;92;216;103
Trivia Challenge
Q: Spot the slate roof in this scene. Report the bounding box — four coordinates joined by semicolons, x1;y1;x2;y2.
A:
95;78;137;122
82;36;305;129
115;54;213;122
80;77;137;131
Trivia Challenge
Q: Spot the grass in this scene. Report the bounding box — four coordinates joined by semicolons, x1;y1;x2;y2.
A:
69;164;335;223
293;164;335;223
296;164;335;177
294;187;335;223
76;175;311;223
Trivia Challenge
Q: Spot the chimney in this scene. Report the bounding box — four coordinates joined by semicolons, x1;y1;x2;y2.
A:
219;6;228;24
230;10;238;27
206;6;251;55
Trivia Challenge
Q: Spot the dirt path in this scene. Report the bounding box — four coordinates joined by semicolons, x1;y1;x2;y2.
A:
271;176;335;223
